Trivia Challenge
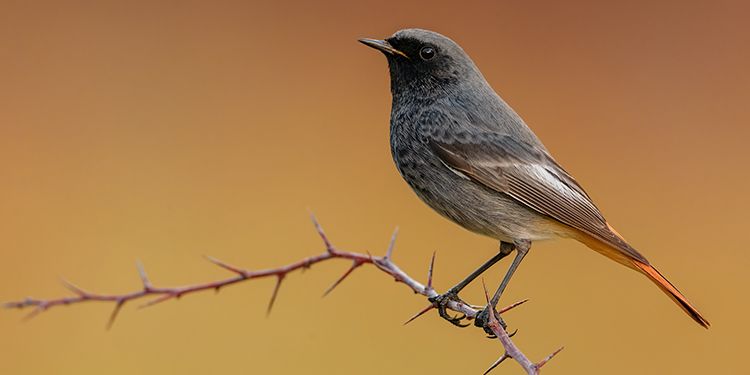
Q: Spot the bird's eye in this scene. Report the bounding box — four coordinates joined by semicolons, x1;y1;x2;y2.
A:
419;46;436;60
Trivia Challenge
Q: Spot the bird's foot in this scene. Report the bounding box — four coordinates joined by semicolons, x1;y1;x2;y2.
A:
428;290;470;327
474;307;509;337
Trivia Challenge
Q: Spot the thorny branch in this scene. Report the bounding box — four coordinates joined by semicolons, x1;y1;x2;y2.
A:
3;215;561;374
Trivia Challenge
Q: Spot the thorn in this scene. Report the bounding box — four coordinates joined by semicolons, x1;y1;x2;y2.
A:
204;255;247;276
309;212;333;252
536;347;564;370
481;278;500;328
59;278;86;296
482;278;490;304
322;260;364;297
138;294;174;309
267;274;285;316
498;299;529;314
426;251;436;291
483;353;510;375
106;300;125;330
403;304;435;325
136;260;151;290
385;227;399;259
22;305;45;321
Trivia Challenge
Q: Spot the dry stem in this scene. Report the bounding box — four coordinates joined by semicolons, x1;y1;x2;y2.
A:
4;215;561;374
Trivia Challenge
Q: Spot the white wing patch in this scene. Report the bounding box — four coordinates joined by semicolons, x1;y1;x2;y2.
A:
522;164;590;205
439;159;471;180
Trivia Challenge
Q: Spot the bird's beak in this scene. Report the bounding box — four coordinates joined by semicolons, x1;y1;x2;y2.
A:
358;38;409;59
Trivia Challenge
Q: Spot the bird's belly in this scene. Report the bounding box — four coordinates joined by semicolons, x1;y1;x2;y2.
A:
397;154;566;242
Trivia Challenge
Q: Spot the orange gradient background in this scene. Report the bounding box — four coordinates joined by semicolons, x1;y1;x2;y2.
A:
1;1;748;374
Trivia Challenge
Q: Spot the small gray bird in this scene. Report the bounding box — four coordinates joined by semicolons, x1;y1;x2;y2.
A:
360;29;709;329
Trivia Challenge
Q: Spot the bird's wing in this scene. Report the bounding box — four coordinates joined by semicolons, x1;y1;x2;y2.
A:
429;133;647;263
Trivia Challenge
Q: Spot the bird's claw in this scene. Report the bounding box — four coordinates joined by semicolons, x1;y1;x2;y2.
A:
474;307;509;335
486;328;517;340
428;290;470;327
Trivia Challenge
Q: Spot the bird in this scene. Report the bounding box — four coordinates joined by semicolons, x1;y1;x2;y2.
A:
359;28;709;330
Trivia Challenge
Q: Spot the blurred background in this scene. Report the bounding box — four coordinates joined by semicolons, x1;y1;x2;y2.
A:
1;1;748;373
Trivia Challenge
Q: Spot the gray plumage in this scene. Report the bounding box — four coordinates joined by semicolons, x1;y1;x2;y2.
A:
384;29;627;252
360;28;709;328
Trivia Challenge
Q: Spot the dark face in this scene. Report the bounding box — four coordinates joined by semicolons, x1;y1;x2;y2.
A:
360;29;480;97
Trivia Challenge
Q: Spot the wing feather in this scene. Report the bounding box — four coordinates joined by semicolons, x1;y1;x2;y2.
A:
430;135;646;263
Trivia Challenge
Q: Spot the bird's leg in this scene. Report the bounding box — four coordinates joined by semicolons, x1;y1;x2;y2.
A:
475;239;531;334
429;242;515;327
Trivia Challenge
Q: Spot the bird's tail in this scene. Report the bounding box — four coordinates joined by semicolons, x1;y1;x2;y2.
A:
577;231;710;328
631;259;710;328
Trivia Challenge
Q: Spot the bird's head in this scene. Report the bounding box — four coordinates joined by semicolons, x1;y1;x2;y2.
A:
359;29;482;97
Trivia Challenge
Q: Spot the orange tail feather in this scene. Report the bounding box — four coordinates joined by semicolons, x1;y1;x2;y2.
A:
632;260;710;328
577;231;710;328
